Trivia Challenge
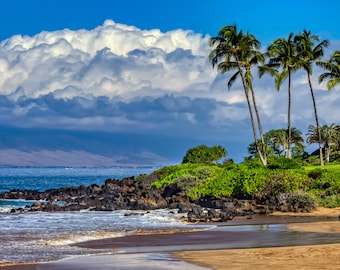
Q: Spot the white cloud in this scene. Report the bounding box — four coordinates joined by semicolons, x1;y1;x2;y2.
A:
0;20;215;101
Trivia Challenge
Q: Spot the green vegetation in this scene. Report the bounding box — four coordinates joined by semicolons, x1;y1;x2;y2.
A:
151;161;318;200
149;144;340;208
151;160;339;207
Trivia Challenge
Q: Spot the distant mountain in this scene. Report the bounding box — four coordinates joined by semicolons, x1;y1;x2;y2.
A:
0;126;209;167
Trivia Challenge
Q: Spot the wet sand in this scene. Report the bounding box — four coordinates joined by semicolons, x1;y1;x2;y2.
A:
1;207;340;269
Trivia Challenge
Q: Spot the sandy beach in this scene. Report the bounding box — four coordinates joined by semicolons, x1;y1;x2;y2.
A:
1;207;340;270
174;243;340;270
174;207;340;270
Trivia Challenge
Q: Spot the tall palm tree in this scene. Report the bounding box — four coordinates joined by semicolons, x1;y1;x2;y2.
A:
259;33;299;159
318;50;340;89
209;25;267;166
243;41;267;165
307;124;339;162
294;30;329;166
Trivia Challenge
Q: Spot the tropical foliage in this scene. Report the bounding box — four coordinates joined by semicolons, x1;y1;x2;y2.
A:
151;156;340;207
152;162;309;200
318;50;340;89
307;124;340;162
248;128;304;159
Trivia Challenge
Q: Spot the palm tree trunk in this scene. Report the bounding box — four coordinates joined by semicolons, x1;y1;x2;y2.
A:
325;146;330;163
307;74;324;166
238;66;266;166
249;86;267;165
287;71;292;159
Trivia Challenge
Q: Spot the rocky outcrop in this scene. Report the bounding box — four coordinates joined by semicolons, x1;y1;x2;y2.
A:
0;176;316;222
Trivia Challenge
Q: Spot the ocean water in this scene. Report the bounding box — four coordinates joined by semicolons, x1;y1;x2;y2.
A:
0;167;198;265
0;166;155;195
0;166;156;212
0;210;192;264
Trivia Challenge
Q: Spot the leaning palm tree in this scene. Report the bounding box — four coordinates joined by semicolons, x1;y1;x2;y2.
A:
209;25;267;166
259;33;299;159
294;30;329;166
318;50;340;89
307;124;339;162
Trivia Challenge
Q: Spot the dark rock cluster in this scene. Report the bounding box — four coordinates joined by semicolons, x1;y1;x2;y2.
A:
0;176;316;222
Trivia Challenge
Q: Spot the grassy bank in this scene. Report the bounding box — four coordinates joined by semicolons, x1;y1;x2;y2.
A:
148;159;340;208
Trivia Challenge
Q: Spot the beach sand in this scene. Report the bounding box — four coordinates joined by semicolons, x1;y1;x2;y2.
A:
174;243;340;270
174;207;340;270
1;207;340;270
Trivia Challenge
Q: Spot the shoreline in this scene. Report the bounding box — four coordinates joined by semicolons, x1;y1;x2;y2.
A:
1;207;339;269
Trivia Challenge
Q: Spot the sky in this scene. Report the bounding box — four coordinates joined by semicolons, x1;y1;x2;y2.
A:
0;0;339;165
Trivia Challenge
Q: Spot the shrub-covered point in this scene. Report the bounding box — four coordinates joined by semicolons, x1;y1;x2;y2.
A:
149;145;340;207
151;163;311;200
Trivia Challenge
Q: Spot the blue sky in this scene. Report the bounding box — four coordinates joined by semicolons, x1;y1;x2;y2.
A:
1;1;339;45
0;0;339;166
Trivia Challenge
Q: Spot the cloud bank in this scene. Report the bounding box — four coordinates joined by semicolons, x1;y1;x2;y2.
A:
0;20;339;163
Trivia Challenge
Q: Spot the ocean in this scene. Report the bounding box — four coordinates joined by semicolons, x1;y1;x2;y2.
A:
0;166;155;212
0;167;200;266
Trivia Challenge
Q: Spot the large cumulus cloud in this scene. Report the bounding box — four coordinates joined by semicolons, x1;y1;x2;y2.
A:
0;20;215;99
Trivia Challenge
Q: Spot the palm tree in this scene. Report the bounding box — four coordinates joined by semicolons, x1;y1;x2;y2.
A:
209;25;267;166
294;30;329;166
271;128;304;158
247;139;274;159
259;33;299;159
307;124;339;162
318;50;340;89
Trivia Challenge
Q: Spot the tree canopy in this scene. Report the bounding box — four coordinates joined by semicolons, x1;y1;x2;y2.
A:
182;145;227;164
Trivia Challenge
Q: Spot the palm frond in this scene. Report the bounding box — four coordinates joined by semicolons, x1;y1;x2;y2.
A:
227;71;240;90
327;78;340;90
258;65;278;78
275;70;288;90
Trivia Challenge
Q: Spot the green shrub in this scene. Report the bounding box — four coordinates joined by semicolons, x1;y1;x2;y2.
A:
267;156;302;169
242;158;263;169
316;194;340;208
151;163;200;188
307;169;323;180
286;192;317;211
182;145;227;164
230;165;267;198
311;169;340;193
